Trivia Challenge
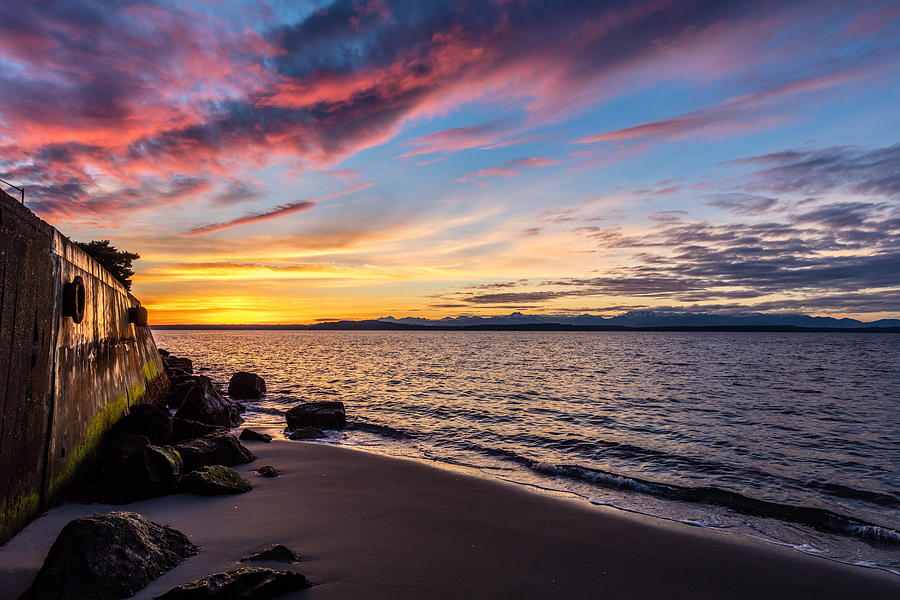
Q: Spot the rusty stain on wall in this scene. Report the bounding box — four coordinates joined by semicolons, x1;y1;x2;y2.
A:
0;189;168;544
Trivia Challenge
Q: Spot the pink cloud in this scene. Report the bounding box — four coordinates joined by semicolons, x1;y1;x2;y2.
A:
416;156;448;166
504;157;561;168
326;169;363;184
457;168;521;183
399;120;514;158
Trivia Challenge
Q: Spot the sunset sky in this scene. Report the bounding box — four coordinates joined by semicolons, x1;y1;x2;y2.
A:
1;0;899;324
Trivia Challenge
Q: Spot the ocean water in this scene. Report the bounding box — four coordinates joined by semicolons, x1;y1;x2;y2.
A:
153;330;900;573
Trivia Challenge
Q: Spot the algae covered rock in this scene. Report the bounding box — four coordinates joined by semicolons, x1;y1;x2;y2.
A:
174;433;255;471
21;511;197;600
240;544;301;564
154;567;310;599
228;372;267;400
285;401;346;430
239;428;272;443
179;465;252;495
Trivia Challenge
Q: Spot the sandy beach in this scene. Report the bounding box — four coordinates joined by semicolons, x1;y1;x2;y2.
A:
2;439;898;599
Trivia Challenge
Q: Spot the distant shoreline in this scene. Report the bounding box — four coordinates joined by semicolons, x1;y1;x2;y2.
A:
151;323;900;333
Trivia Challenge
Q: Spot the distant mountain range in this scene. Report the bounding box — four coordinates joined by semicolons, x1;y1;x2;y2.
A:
379;311;900;329
153;311;900;331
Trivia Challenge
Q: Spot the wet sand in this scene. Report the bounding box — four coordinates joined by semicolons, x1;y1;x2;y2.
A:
1;440;898;599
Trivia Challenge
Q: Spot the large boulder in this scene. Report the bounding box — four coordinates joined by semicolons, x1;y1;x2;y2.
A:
154;567;311;599
172;418;228;442
174;433;255;471
175;381;243;427
239;428;272;443
285;402;346;430
21;512;197;600
228;372;266;400
108;403;173;445
178;465;252;495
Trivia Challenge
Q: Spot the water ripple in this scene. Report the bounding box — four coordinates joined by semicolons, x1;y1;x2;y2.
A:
155;330;900;572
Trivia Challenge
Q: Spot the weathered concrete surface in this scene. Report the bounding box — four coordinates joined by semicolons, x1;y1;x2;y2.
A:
0;190;168;544
0;191;56;546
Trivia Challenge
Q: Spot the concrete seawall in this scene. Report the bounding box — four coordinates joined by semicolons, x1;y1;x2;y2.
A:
0;190;168;544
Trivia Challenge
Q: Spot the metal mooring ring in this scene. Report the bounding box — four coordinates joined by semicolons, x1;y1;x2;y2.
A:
63;276;86;323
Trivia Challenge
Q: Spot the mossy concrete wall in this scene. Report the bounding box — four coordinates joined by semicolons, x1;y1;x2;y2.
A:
0;190;167;544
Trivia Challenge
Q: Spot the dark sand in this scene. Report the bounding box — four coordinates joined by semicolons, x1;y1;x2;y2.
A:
1;440;898;599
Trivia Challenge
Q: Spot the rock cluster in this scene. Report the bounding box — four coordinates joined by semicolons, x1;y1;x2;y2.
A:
90;428;253;503
23;351;316;600
81;352;262;504
24;515;310;600
174;433;255;471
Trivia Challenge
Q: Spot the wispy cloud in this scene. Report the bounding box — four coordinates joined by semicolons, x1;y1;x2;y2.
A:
399;120;516;158
456;168;520;183
729;144;900;197
456;155;560;184
504;157;560;168
706;193;779;215
188;182;373;235
574;66;884;146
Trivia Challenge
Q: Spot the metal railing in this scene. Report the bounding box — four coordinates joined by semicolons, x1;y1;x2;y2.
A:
0;177;24;203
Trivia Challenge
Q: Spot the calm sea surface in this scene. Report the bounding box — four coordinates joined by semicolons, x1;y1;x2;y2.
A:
154;330;900;573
